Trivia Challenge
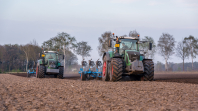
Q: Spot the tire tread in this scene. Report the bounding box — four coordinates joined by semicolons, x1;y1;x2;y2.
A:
112;58;123;81
142;60;154;81
57;67;64;79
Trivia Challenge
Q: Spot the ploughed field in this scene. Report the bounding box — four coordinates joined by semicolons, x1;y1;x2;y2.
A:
0;73;198;111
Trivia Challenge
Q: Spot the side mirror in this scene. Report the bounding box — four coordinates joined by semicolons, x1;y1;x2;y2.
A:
149;43;152;50
108;39;112;47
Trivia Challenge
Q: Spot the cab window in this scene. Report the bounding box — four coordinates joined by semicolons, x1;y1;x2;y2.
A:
45;53;57;62
119;39;138;54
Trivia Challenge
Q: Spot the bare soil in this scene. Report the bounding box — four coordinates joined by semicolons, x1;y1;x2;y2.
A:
0;73;198;111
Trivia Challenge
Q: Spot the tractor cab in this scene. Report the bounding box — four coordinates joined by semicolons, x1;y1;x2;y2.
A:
44;51;58;68
109;35;152;57
119;39;138;56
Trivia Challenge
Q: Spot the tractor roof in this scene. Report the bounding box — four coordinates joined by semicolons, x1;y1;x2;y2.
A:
114;36;139;40
44;51;58;53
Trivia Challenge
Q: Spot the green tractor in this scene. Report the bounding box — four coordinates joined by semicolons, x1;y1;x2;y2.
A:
102;34;154;81
36;51;64;79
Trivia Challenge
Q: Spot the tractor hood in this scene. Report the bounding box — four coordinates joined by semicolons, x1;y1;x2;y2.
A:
126;51;140;61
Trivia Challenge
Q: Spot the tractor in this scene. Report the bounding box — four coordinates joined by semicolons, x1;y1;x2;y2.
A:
102;34;154;81
36;51;64;79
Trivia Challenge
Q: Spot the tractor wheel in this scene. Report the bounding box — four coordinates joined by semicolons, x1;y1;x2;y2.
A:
57;67;64;79
110;58;123;82
38;65;46;78
141;60;154;81
81;72;86;81
102;55;109;81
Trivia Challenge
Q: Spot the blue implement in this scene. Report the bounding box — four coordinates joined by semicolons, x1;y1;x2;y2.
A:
27;69;36;77
79;59;102;80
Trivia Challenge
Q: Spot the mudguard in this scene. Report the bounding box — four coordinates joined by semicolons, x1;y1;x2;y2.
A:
37;59;43;66
102;52;111;61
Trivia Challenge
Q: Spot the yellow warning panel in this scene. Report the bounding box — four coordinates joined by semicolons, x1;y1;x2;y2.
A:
41;54;45;57
115;44;120;47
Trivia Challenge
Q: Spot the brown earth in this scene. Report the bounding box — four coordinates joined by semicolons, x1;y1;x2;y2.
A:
0;73;198;111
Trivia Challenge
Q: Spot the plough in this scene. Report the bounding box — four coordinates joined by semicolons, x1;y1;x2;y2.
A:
79;59;102;80
27;68;36;77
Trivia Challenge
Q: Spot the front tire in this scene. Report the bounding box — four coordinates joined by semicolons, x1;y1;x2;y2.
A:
110;58;123;82
141;60;154;81
57;67;64;79
37;65;45;78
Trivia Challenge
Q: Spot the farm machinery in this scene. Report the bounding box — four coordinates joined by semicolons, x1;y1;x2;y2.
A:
79;59;103;80
27;68;36;77
36;51;64;79
101;34;154;81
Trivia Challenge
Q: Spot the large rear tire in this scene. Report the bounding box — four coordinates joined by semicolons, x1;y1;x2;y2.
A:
110;58;123;82
37;65;45;78
57;67;64;79
142;60;154;81
102;55;109;81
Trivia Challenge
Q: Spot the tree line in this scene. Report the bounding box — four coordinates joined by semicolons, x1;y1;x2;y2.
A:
97;30;198;71
0;31;197;73
0;41;41;73
0;32;92;73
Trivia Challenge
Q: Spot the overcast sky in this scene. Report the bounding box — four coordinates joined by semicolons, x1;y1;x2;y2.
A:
0;0;198;64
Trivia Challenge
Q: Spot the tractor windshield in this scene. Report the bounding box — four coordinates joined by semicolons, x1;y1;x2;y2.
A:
45;53;57;62
120;39;138;54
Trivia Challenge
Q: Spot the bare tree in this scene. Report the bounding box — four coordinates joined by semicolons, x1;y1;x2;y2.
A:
176;40;189;71
75;41;92;59
183;35;198;70
129;30;139;37
97;31;112;56
21;44;31;71
157;33;175;71
139;36;156;59
29;40;42;67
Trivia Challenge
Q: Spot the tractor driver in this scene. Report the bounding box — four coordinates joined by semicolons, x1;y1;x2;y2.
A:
48;54;53;59
120;43;129;55
45;54;54;63
121;43;129;50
